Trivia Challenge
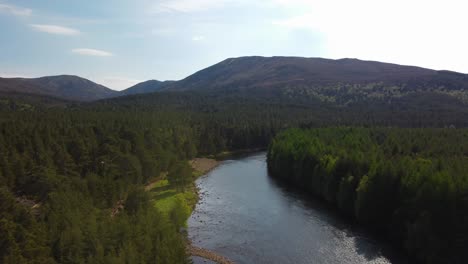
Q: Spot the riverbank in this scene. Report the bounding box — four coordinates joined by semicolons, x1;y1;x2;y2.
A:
188;245;234;264
144;157;220;214
189;157;236;263
210;148;265;160
145;157;234;263
190;158;220;177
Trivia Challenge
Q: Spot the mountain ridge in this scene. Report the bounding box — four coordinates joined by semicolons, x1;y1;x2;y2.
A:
167;56;467;90
159;56;468;105
120;80;175;95
0;75;118;101
1;56;468;103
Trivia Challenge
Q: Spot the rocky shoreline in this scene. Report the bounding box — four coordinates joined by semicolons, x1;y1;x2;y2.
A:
188;157;235;263
190;158;221;175
188;245;234;264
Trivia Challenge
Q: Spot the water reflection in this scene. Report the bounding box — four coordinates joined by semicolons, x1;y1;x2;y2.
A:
189;153;408;264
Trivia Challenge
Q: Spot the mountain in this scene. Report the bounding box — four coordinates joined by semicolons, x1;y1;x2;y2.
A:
120;80;174;95
2;56;468;105
169;56;468;90
0;75;118;101
164;56;468;105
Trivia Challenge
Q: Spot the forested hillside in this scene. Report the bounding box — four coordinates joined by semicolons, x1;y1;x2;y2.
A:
0;112;196;263
95;91;468;128
267;128;468;264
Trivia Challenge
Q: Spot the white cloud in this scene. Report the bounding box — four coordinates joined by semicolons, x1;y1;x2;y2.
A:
0;3;32;16
72;48;114;57
192;35;205;41
31;24;80;36
152;0;231;13
150;0;273;13
272;0;468;72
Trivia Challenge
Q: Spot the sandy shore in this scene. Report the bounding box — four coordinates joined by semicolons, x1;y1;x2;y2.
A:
190;158;220;175
188;245;234;264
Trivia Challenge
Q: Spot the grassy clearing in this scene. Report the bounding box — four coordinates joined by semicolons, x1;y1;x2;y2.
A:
147;157;219;216
145;158;219;226
148;179;197;216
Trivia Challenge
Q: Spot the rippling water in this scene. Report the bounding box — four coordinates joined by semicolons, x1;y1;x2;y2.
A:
188;153;408;264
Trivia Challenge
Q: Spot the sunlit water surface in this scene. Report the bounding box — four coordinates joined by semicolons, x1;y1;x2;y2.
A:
189;153;408;264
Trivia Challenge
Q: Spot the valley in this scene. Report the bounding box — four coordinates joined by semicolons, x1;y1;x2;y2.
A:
3;0;468;262
0;57;467;264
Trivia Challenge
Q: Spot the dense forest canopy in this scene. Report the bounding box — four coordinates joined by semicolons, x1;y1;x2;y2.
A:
95;91;468;128
267;128;468;264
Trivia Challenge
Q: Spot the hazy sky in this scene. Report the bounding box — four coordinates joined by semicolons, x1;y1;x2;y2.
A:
1;0;467;90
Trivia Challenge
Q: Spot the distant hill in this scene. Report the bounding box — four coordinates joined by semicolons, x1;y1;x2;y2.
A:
164;56;468;105
1;57;468;105
120;80;174;96
0;75;118;101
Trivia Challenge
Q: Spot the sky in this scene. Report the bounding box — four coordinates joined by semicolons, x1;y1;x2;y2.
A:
0;0;467;90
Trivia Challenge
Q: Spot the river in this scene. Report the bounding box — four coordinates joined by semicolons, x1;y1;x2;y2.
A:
188;153;408;264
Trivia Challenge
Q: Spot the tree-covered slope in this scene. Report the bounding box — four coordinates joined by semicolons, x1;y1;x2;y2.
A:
94;90;468;128
0;112;196;263
267;128;468;264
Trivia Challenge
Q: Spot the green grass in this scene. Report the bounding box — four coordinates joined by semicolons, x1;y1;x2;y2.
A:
148;179;197;215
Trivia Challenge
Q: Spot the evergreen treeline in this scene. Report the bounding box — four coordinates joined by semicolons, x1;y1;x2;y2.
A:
0;112;195;263
96;91;468;128
267;128;468;264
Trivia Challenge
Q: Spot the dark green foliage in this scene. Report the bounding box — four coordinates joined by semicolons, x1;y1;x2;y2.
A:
267;128;468;264
0;187;54;263
125;188;150;215
168;162;193;192
0;111;205;263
